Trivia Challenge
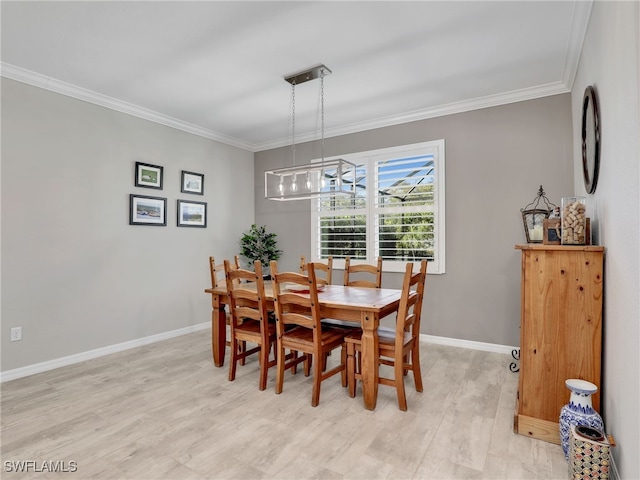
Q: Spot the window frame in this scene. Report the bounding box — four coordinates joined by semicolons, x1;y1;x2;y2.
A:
310;139;445;274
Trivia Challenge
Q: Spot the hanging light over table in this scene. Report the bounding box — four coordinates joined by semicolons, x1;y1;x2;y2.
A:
265;65;356;201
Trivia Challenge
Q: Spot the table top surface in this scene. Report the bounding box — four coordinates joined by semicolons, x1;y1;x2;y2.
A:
205;283;406;313
514;243;604;252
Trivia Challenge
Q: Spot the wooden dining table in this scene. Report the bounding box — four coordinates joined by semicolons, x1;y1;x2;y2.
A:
204;282;405;410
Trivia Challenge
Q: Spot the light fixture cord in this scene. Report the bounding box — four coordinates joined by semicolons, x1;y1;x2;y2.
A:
291;80;296;166
320;68;325;168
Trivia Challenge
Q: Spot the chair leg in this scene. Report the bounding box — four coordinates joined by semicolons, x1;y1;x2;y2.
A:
258;341;269;391
412;342;424;393
340;345;347;387
394;355;407;411
311;353;323;407
289;350;298;375
240;340;246;366
228;339;238;382
346;342;356;397
275;342;286;394
304;354;311;377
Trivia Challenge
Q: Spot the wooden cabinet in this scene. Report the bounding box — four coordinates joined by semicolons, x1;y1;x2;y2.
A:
514;244;604;444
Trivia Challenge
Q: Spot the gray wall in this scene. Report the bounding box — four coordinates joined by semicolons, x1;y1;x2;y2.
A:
1;78;255;372
572;2;640;477
255;94;574;347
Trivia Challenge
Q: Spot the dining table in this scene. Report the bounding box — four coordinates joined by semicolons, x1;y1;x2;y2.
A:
204;282;405;410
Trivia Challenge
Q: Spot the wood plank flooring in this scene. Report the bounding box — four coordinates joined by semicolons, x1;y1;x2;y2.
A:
1;329;568;479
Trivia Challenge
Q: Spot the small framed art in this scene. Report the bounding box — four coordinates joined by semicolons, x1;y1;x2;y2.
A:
177;199;207;228
135;162;163;189
543;218;561;245
130;194;167;226
181;170;204;195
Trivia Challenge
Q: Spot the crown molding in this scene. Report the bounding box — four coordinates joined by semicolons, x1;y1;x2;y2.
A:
2;61;572;154
562;0;594;90
0;62;254;151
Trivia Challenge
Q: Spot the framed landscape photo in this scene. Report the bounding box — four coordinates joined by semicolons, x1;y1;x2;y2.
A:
129;194;167;226
177;199;207;228
135;162;163;189
181;170;204;195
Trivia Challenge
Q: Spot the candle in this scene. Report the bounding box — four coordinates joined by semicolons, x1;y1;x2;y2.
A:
529;225;543;241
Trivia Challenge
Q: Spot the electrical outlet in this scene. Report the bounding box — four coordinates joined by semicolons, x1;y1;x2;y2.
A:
10;327;22;342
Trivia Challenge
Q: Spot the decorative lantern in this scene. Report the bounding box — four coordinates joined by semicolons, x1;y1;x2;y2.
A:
520;185;556;243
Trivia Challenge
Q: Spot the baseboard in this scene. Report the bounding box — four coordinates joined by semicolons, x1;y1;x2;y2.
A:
420;333;518;355
1;327;515;383
0;322;210;383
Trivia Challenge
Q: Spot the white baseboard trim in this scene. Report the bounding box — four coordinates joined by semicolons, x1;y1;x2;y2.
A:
421;333;518;355
0;322;210;383
1;327;515;383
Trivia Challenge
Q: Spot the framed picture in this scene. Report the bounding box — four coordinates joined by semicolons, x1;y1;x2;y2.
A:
135;162;163;189
177;199;207;228
543;218;561;245
129;194;167;226
181;170;204;195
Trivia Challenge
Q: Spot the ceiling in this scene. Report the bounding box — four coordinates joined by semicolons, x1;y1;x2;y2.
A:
1;1;592;152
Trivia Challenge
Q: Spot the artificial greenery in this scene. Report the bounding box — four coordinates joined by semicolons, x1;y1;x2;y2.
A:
239;224;282;269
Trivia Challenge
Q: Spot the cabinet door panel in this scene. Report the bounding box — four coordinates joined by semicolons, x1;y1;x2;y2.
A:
517;246;603;426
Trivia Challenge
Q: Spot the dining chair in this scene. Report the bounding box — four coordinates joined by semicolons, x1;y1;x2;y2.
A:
322;256;383;332
224;259;277;390
345;259;427;411
270;260;349;407
300;255;333;286
210;255;242;354
343;256;383;288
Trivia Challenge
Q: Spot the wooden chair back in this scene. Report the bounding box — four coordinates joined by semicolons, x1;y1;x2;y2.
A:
343;256;383;288
299;255;333;286
210;255;240;288
224;259;276;390
225;259;268;330
394;259;427;350
275;263;322;336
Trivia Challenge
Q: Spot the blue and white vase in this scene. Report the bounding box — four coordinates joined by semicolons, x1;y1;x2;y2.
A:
559;379;604;460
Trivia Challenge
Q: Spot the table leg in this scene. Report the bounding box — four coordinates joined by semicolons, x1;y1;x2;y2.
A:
211;294;226;367
360;311;379;410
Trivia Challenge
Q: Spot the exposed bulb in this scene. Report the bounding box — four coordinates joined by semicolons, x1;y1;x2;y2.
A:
305;172;311;189
290;173;297;192
320;169;326;188
278;175;284;193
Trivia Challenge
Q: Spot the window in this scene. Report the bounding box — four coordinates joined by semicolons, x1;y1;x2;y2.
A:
311;140;445;274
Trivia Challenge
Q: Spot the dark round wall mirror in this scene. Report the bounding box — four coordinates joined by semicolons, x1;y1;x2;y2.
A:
582;85;600;194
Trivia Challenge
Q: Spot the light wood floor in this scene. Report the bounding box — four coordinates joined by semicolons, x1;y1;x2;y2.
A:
1;329;568;479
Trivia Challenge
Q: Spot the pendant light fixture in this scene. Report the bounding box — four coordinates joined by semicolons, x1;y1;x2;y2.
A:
264;65;356;201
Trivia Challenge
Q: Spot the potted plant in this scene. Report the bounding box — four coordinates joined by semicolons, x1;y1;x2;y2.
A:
239;224;282;277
